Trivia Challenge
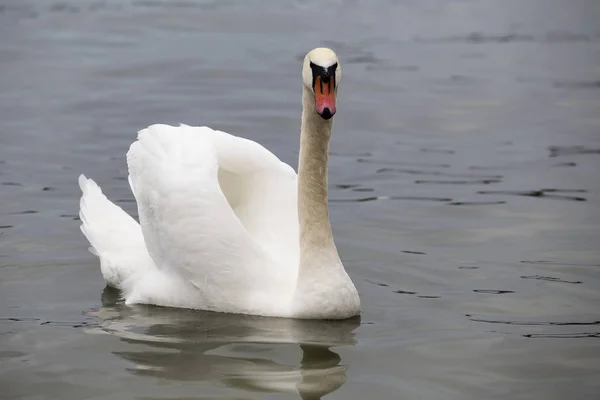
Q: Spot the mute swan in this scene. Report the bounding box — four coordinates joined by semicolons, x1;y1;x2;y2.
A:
78;47;360;320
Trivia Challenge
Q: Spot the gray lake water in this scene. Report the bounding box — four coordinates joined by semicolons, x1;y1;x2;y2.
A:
1;0;600;399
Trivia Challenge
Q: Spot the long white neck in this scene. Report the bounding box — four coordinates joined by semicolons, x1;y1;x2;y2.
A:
291;83;360;319
297;85;341;276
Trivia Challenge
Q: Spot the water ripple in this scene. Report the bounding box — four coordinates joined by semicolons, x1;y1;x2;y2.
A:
466;315;600;326
520;275;582;284
478;189;587;201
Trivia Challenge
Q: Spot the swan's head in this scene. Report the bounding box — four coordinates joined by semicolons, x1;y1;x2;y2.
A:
302;47;341;120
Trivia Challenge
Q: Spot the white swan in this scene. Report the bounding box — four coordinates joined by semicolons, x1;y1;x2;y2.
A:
78;47;360;320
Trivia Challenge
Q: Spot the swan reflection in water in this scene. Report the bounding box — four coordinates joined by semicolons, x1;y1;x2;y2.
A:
85;287;360;399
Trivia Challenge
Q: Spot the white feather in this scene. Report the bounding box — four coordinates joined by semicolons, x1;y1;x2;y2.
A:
78;174;154;288
80;124;300;317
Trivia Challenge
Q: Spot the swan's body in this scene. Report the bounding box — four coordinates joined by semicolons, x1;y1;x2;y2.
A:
78;48;360;319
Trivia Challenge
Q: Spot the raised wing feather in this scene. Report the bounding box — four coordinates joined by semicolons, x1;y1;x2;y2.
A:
126;124;298;314
206;127;299;265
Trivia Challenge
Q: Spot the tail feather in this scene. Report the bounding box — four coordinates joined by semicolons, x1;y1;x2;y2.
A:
78;174;154;288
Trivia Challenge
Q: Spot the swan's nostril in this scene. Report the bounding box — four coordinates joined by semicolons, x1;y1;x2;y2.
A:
319;107;334;120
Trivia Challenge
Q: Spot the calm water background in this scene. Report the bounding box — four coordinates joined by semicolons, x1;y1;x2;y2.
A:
1;0;600;399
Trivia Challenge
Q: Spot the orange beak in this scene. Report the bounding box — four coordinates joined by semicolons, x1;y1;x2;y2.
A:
314;75;336;120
